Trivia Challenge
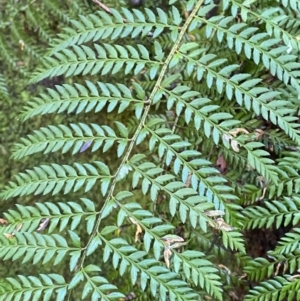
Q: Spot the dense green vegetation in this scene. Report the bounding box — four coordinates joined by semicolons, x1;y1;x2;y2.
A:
1;0;300;300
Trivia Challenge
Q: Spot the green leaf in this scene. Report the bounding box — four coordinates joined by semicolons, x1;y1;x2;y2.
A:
68;231;81;248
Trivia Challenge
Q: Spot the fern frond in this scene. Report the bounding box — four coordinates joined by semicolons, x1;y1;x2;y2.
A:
49;8;181;55
0;73;8;99
77;265;124;300
24;6;54;43
264;152;300;198
1;162;111;199
12;122;129;159
21;81;144;120
98;230;200;301
219;145;248;172
268;175;300;200
10;23;43;62
261;129;297;155
244;141;280;184
116;198;175;256
162;84;240;144
0;198;96;234
195;13;300;93
227;2;300;51
245;276;299;301
30;43;160;83
43;0;70;23
273;228;300;255
0;274;68;301
275;0;300;13
221;230;245;253
178;44;300;143
128;153;215;229
244;251;300;282
0;231;79;265
243;257;275;282
4;0;300;299
244;196;300;229
139;121;239;211
173;250;223;300
0;36;27;76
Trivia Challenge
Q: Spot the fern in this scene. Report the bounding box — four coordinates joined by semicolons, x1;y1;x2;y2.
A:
0;73;8;100
2;0;300;300
0;274;68;301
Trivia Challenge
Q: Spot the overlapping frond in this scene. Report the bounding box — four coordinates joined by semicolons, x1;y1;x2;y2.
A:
2;0;300;300
177;43;300;144
196;13;300;93
161;84;240;143
128;154;213;230
172;250;223;299
115;194;175;256
97;227;214;301
227;1;300;50
72;265;124;301
136;119;239;211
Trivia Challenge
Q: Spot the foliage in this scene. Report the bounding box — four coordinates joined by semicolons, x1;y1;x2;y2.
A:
1;0;300;300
